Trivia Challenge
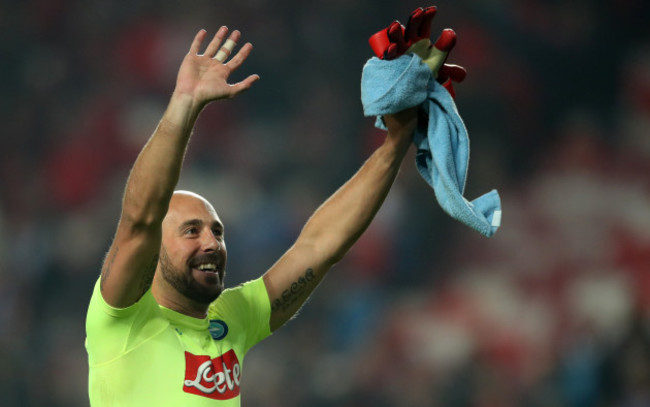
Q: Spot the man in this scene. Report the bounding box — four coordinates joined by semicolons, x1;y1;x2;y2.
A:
85;26;421;405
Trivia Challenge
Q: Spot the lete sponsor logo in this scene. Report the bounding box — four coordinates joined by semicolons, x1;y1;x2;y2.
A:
183;350;241;400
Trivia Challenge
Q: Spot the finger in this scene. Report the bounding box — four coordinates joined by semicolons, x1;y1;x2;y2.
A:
203;26;229;57
227;74;260;97
425;47;448;76
369;27;392;58
433;28;456;52
438;64;467;100
426;29;457;75
387;21;407;55
189;29;208;55
418;6;437;39
215;30;241;62
440;64;467;83
405;8;424;43
385;43;398;60
225;41;253;70
215;38;237;62
442;80;456;99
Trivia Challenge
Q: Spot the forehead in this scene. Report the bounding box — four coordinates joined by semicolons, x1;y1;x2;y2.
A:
164;192;221;227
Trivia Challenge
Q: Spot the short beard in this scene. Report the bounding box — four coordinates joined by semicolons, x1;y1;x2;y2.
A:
159;246;222;305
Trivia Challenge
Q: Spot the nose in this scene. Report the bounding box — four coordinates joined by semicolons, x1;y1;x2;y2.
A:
201;229;222;252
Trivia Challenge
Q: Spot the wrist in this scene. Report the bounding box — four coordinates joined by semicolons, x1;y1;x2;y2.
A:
164;91;204;129
384;127;413;157
383;107;418;151
170;90;205;113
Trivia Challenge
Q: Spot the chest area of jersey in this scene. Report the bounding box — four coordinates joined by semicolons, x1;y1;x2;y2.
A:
170;320;242;400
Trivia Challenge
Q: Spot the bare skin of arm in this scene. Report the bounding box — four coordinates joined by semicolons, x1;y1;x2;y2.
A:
263;17;464;331
263;108;418;331
100;27;259;308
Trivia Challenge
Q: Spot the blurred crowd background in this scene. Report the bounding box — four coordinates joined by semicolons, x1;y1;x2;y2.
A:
1;0;650;405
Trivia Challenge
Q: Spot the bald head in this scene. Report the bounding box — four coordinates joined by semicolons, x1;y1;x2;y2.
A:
169;190;215;212
164;190;221;229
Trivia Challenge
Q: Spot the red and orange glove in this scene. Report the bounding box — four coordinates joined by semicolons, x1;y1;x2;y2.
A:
368;6;466;98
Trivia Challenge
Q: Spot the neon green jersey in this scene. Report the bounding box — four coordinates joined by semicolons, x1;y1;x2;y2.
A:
85;277;271;406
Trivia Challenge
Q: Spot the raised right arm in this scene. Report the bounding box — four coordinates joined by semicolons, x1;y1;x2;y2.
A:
100;27;259;308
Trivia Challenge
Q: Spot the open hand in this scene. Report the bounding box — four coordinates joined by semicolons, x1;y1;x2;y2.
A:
174;27;259;108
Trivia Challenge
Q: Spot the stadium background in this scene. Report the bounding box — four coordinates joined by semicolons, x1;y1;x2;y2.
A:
1;0;649;405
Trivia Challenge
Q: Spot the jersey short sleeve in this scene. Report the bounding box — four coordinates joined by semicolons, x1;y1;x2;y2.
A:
85;279;168;366
208;277;272;353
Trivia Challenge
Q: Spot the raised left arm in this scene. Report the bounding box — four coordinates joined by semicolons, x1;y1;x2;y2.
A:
263;108;417;331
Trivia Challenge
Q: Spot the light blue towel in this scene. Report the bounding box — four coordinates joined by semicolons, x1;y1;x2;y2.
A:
361;54;502;237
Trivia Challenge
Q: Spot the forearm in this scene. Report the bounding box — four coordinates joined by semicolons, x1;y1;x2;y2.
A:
121;93;201;226
264;130;410;330
297;129;412;264
263;111;415;330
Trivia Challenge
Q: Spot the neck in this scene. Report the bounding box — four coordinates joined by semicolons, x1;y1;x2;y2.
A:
152;275;210;319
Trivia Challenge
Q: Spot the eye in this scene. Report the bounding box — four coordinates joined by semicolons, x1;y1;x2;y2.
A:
212;228;224;238
185;227;199;235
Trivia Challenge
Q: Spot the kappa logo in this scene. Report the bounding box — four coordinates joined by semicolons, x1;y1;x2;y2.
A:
183;350;241;400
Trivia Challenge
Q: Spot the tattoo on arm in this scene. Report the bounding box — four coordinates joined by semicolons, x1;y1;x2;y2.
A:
139;254;159;295
100;246;119;292
99;247;158;296
271;268;316;313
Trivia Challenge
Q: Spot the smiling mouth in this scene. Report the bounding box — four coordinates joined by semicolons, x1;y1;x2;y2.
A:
196;263;218;273
192;263;224;285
